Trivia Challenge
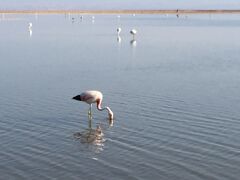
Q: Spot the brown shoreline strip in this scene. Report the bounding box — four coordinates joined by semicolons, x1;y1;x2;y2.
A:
0;9;240;14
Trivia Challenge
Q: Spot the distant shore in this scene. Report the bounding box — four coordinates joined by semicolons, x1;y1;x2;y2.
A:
1;9;240;14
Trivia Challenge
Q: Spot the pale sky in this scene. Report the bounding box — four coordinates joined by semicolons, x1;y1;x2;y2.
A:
0;0;240;10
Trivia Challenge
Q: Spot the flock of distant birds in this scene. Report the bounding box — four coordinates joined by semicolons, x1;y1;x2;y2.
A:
26;13;187;43
27;14;138;44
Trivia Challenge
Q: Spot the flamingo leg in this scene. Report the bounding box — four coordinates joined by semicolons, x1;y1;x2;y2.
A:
88;104;93;116
88;116;92;129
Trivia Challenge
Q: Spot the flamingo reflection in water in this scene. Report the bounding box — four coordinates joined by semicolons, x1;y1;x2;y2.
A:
73;116;113;153
74;124;104;144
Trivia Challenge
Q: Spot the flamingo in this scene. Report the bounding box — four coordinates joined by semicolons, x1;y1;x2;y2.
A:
28;23;32;37
28;22;32;30
72;90;114;120
117;27;121;36
130;29;137;39
92;16;95;23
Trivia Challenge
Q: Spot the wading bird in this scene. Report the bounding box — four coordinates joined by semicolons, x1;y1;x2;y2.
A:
28;22;32;30
117;27;121;36
130;29;137;39
72;90;114;120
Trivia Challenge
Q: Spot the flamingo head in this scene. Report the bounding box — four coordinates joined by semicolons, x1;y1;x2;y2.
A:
72;95;81;101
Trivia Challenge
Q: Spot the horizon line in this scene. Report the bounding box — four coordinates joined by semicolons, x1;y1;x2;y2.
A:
1;9;240;14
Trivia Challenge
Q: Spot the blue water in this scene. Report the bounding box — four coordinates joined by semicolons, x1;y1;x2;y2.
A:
1;13;240;180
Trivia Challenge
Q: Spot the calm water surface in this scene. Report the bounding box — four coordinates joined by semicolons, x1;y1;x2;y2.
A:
1;14;240;180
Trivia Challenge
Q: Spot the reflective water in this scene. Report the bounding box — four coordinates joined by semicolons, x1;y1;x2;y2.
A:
1;13;240;180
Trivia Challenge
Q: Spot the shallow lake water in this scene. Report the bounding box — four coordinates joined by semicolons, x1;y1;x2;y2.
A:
1;13;240;180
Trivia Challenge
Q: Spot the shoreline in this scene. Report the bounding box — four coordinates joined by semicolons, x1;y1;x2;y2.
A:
1;9;240;14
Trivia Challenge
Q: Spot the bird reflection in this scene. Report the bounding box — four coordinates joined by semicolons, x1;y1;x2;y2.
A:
74;124;104;144
74;115;113;153
117;36;122;43
130;39;137;47
29;29;32;37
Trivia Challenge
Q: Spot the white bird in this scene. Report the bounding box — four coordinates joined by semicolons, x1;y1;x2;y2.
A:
28;22;32;30
92;16;95;23
117;27;121;35
72;90;114;120
130;29;137;39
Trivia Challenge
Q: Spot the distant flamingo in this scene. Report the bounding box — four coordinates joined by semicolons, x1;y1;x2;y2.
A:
72;90;114;120
130;29;137;39
28;22;33;37
117;27;121;36
28;22;32;30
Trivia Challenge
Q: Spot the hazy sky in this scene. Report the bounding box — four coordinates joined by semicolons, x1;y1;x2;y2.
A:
0;0;239;10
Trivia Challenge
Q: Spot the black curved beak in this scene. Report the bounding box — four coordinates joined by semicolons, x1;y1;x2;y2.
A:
72;95;81;101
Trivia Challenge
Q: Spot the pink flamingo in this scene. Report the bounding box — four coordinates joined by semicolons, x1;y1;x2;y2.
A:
72;90;114;120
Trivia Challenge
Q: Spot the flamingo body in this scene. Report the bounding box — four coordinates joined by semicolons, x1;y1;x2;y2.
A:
130;29;137;40
29;22;32;29
117;27;121;35
73;90;113;120
130;29;137;36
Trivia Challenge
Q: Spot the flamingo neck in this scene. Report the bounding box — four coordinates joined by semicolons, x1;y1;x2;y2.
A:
97;99;114;120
